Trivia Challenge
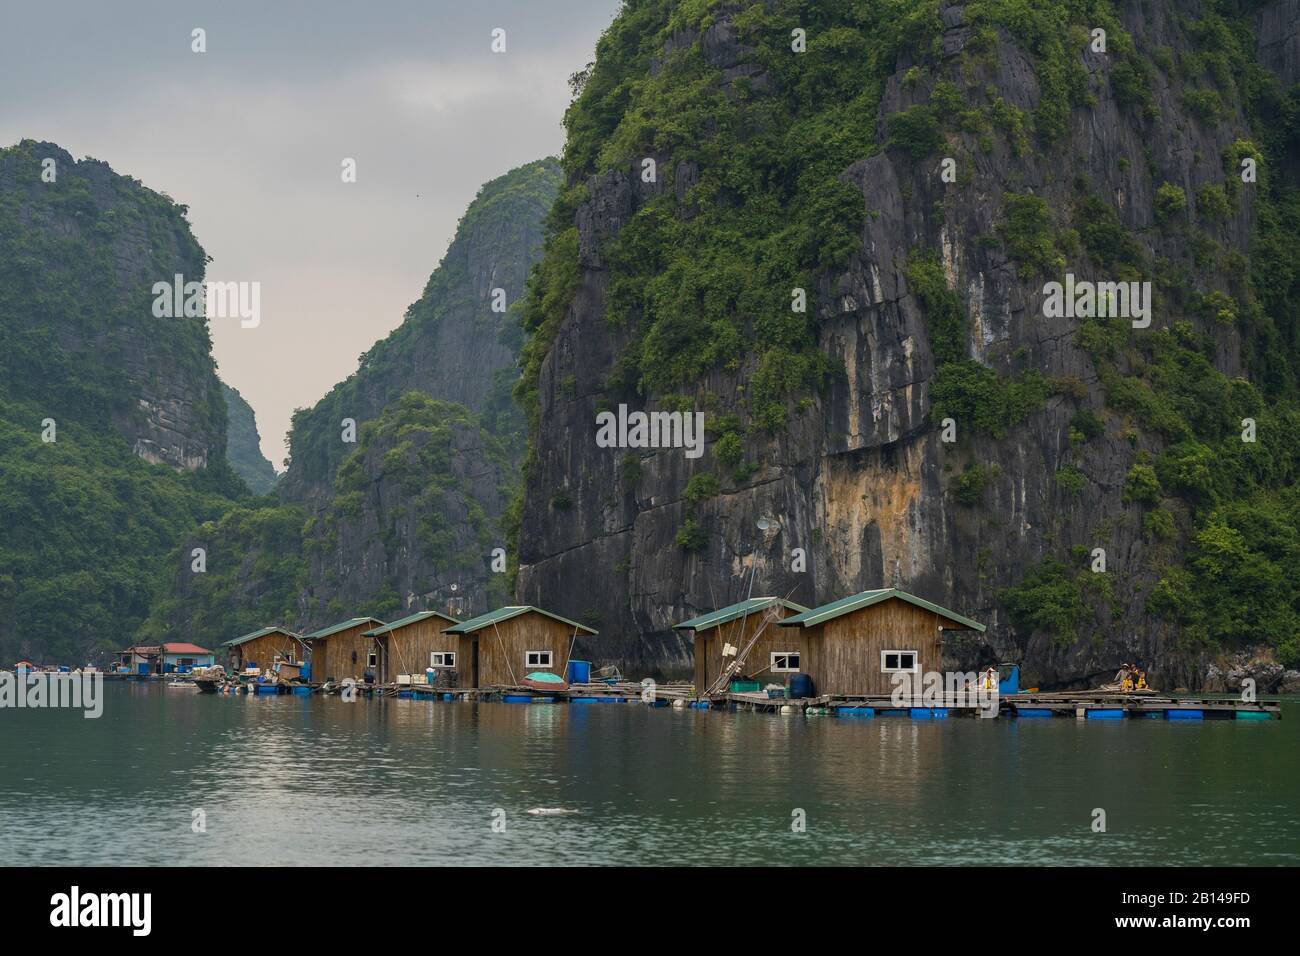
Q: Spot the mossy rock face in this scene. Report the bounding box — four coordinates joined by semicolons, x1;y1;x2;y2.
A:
282;159;561;500
513;0;1300;683
0;140;249;663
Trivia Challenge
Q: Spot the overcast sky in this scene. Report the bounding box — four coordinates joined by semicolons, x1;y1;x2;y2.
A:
0;0;620;468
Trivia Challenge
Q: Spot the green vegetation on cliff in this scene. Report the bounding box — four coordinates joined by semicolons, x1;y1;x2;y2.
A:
140;392;513;644
221;383;279;495
1001;2;1300;665
0;140;246;663
286;159;560;495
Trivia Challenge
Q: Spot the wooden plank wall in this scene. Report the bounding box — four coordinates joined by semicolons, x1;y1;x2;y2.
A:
378;617;458;683
227;633;305;672
310;624;378;683
475;613;583;687
693;607;805;693
800;598;946;696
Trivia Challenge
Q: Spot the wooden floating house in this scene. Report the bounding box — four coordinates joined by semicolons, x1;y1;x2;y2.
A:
443;606;597;689
303;617;385;683
773;588;987;697
219;626;308;676
674;597;810;695
363;610;462;686
119;642;216;675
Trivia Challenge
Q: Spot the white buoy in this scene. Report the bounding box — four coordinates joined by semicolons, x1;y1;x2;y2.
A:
672;698;686;709
780;704;796;715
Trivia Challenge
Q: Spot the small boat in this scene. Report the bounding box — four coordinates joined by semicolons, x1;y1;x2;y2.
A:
521;671;569;692
192;664;227;694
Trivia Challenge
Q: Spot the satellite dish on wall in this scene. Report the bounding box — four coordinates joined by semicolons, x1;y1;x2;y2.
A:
756;517;771;531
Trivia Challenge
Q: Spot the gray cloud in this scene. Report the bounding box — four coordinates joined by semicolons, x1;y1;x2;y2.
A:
0;0;620;467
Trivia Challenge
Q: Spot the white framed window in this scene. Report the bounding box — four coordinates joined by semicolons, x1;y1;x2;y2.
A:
525;650;553;668
770;651;801;673
881;650;919;673
430;651;456;668
367;651;378;668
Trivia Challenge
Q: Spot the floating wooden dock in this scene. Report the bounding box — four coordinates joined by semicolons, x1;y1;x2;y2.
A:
96;672;1282;720
717;689;1281;720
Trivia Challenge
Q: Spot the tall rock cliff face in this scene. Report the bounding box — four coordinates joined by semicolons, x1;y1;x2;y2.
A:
0;140;226;470
280;158;561;501
221;383;278;495
141;161;560;643
297;394;513;622
0;140;245;663
515;1;1300;687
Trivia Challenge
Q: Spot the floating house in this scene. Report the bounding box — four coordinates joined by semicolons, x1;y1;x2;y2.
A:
674;597;811;694
303;617;385;683
363;610;461;685
775;588;985;696
443;606;597;689
119;642;216;675
220;626;308;675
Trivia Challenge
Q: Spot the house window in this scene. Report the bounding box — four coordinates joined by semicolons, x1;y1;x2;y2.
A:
770;651;801;673
367;651;378;668
430;651;456;669
525;650;553;669
881;650;919;673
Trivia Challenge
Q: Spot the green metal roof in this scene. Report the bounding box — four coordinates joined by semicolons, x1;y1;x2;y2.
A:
221;626;304;648
303;617;385;641
778;588;986;632
363;609;461;637
673;597;810;633
444;605;597;636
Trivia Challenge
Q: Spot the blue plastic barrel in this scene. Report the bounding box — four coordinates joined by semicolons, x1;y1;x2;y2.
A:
1087;708;1125;719
788;673;814;699
566;660;592;684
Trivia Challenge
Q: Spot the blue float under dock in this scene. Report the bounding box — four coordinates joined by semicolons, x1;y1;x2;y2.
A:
910;707;948;719
1086;708;1124;719
1166;709;1204;720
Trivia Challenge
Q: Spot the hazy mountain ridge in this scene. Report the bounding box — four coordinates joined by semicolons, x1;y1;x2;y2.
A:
139;160;561;643
221;382;278;495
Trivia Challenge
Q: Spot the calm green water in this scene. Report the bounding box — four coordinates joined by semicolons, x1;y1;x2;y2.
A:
1;683;1296;866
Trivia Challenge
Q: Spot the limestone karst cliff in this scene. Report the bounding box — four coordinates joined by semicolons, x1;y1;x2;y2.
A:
0;140;246;662
513;0;1300;688
139;160;560;643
